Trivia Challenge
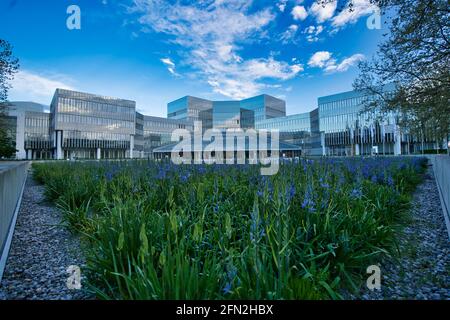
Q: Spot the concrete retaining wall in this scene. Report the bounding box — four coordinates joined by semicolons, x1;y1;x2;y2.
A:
429;155;450;239
0;162;29;281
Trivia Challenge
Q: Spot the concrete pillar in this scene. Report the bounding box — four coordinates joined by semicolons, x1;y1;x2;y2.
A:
15;111;26;159
320;132;326;156
27;149;32;160
96;148;101;160
56;131;63;160
129;135;134;159
394;126;401;155
355;144;360;156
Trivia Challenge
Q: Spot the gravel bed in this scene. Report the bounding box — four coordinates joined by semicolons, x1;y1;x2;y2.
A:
0;174;93;300
348;165;450;300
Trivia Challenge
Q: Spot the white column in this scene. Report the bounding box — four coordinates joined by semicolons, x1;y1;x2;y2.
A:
355;144;360;156
129;135;134;159
27;149;32;160
394;125;401;155
96;148;101;160
320;132;326;156
15;111;26;159
56;131;63;160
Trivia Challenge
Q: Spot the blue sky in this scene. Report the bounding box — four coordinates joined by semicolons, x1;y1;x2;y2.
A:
0;0;385;117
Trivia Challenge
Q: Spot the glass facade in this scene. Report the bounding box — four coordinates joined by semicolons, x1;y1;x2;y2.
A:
167;96;213;124
317;87;402;156
24;111;52;159
212;101;254;129
167;94;284;130
143;115;193;158
6;86;446;160
51;89;136;159
256;112;311;155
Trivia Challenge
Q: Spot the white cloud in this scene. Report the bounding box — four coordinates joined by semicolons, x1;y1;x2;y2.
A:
9;70;75;104
309;0;337;23
161;58;175;68
308;51;332;68
160;57;180;76
324;53;365;73
132;0;302;99
280;24;299;44
308;51;364;73
292;5;308;21
304;25;324;42
332;0;379;28
277;0;287;12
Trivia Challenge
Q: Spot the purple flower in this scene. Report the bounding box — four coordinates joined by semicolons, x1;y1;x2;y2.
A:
350;188;362;199
287;184;296;202
301;189;315;213
105;172;113;182
222;282;232;295
156;169;166;180
371;175;378;183
387;176;394;187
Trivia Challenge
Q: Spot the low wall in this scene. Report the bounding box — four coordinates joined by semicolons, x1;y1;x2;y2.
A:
429;155;450;238
0;162;29;281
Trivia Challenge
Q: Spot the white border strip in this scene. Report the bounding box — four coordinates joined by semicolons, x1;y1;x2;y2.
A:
0;168;28;283
430;157;450;242
433;168;450;241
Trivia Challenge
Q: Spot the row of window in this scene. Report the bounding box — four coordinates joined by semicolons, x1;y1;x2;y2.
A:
62;137;131;149
144;121;190;130
57;114;134;129
320;112;396;133
319;96;365;114
57;89;135;108
25;117;49;128
57;97;135;120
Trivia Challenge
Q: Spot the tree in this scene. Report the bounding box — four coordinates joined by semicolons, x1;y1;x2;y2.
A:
0;128;16;158
0;39;19;158
353;0;450;151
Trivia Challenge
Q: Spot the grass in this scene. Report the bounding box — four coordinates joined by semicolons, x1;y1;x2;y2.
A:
32;156;427;300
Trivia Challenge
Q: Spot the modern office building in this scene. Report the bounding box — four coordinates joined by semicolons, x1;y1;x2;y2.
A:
168;94;285;131
256;112;311;155
50;89;137;159
3;87;447;160
142;115;193;158
316;87;401;156
2;101;50;160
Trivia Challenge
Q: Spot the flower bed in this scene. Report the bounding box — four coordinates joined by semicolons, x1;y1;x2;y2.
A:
32;157;427;299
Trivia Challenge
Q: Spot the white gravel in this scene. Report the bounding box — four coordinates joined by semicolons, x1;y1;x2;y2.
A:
0;175;92;300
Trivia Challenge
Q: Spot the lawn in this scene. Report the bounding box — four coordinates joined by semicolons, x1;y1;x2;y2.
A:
32;156;427;299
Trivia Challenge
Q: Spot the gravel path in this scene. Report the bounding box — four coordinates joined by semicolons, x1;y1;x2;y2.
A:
0;174;92;300
353;165;450;300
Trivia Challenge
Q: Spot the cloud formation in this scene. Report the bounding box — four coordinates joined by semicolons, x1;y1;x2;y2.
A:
308;51;364;73
160;57;179;76
309;0;337;23
9;70;75;104
277;0;287;12
304;25;324;42
131;0;302;99
291;5;308;21
280;24;299;44
332;0;379;28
